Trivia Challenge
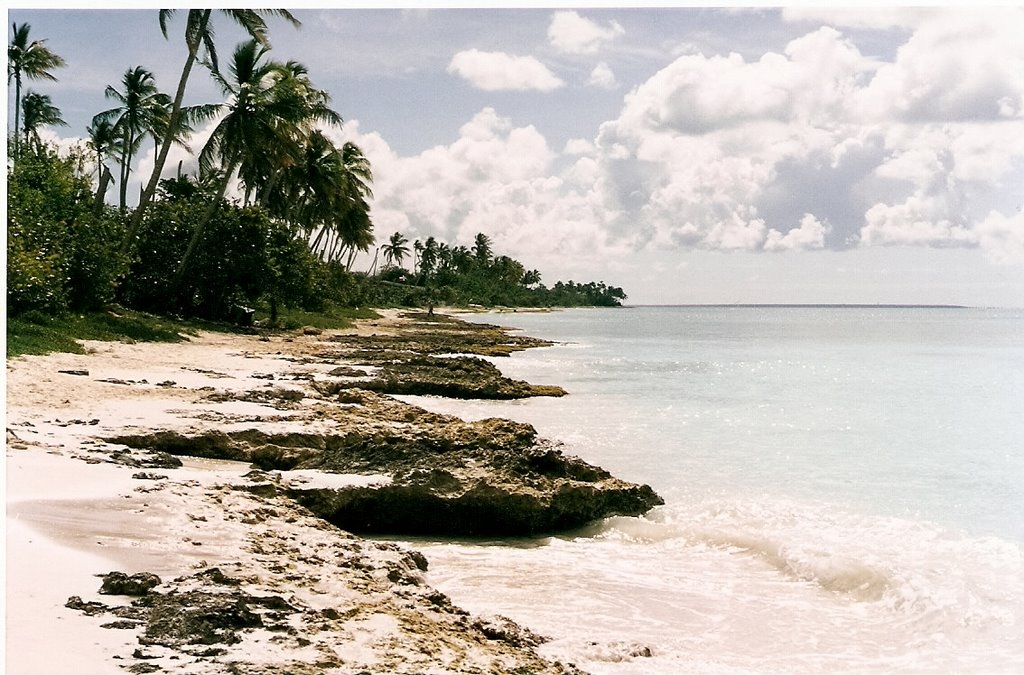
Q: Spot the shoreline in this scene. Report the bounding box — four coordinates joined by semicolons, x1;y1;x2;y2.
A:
5;310;658;673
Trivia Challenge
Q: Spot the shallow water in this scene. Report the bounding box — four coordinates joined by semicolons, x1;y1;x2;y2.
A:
397;306;1024;673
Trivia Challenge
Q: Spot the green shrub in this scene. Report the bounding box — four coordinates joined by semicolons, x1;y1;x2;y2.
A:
7;145;126;315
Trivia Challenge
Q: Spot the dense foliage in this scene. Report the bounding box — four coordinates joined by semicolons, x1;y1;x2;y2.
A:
7;146;125;314
7;17;627;329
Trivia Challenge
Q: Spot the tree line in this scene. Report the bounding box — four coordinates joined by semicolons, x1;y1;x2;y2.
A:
7;13;625;325
372;232;626;307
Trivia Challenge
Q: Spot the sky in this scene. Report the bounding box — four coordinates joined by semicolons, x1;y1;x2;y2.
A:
7;4;1024;306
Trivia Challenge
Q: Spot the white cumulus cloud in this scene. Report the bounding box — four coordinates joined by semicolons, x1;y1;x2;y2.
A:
548;10;624;55
588;62;617;90
765;214;830;251
975;210;1024;266
447;49;564;92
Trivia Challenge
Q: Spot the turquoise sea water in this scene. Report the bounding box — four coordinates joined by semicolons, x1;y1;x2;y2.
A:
399;306;1024;673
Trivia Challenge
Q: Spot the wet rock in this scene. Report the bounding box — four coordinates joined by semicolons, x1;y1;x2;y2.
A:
474;615;547;648
290;473;662;537
317;355;565;400
99;571;162;596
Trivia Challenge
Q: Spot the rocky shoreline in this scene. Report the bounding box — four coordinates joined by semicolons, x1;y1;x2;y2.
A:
6;310;662;673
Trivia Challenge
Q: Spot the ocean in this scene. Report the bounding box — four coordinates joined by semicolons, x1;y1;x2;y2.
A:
395;306;1024;673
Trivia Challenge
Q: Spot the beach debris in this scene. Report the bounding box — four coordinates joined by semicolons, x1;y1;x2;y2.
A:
57;369;89;376
96;377;149;386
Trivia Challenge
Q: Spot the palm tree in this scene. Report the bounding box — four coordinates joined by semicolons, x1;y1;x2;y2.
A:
473;232;493;267
93;66;167;211
86;117;117;210
177;39;334;282
127;9;300;251
8;22;66;158
413;239;424;275
308;140;375;269
245;61;342;209
381;232;409;269
20;90;66;151
420;236;439;278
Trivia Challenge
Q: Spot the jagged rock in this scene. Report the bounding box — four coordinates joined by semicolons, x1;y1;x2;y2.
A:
290;472;663;537
106;412;662;538
327;365;368;377
99;571;162;596
317;355;565;400
474;615;547;648
137;591;266;646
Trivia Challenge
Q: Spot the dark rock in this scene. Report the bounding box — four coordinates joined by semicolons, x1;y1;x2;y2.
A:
127;664;161;674
99;571;162;596
132;472;168;481
318;355;566;400
66;596;110;616
138;591;266;647
192;568;240;587
58;369;89;376
327;366;368;377
101;619;143;629
474;615;547;648
290;472;662;537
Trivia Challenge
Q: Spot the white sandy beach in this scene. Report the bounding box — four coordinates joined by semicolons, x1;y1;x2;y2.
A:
5;316;567;674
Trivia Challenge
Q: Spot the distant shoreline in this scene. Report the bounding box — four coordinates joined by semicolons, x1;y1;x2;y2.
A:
626;303;974;309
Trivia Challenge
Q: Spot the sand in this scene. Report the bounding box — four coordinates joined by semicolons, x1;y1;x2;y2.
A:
4;315;572;674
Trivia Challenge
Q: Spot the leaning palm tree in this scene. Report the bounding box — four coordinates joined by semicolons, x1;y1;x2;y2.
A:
8;22;66;159
20;90;66;151
175;39;316;283
381;231;409;269
244;61;342;210
127;9;300;251
332;141;375;268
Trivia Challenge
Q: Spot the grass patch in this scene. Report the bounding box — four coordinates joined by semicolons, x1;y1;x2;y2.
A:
6;309;201;358
7;305;382;358
255;305;379;331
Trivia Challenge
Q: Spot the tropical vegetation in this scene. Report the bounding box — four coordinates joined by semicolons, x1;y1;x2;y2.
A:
7;14;626;341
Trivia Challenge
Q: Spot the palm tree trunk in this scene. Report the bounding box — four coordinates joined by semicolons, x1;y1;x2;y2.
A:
310;223;330;253
94;165;113;216
118;137;130;212
124;9;211;253
173;160;234;288
13;75;22;158
257;169;282;209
